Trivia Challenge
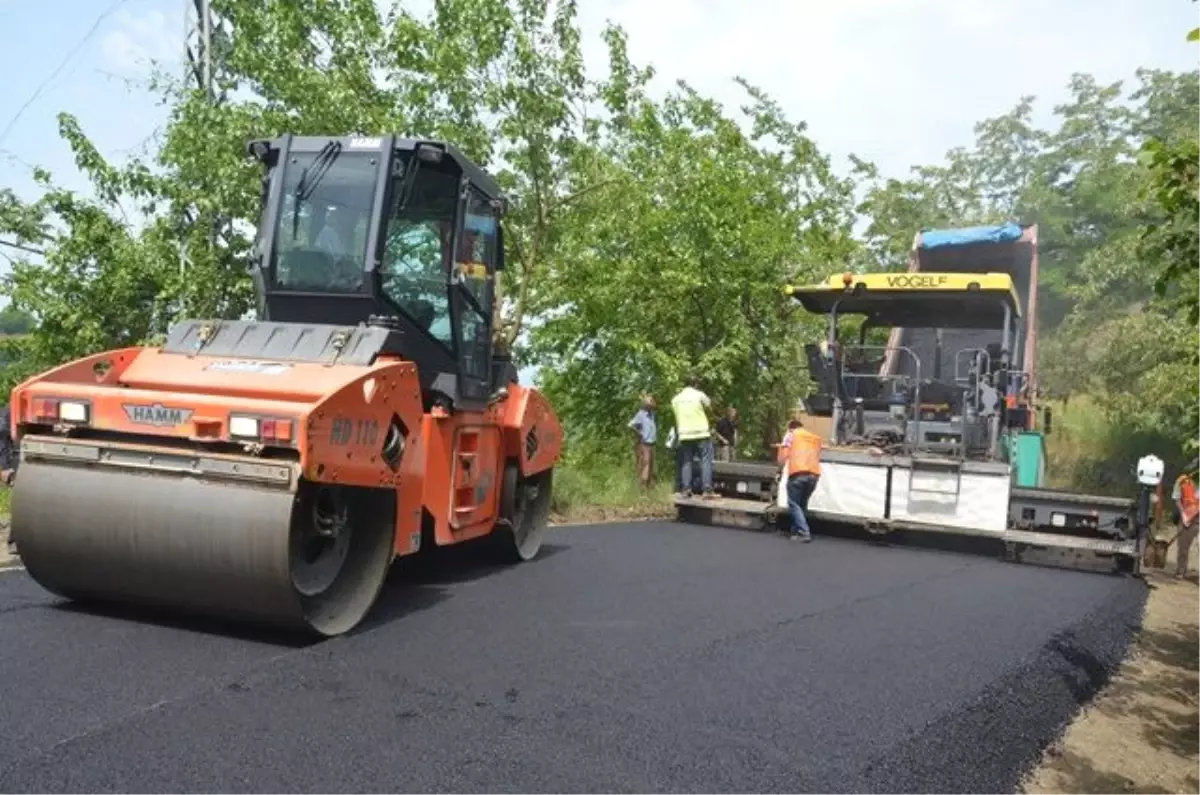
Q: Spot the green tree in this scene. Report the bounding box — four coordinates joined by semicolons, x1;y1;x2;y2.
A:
1138;114;1199;328
1127;22;1200;455
0;118;189;392
530;79;859;457
0;305;35;336
858;67;1199;484
0;0;651;385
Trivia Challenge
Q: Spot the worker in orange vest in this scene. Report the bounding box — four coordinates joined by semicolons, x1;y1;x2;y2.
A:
1171;457;1198;579
777;418;823;542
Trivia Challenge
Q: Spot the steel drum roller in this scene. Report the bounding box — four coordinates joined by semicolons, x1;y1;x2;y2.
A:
12;458;395;636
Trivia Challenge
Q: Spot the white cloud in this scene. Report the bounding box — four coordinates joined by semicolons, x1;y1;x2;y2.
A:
573;0;1198;178
100;7;179;77
15;0;1193;210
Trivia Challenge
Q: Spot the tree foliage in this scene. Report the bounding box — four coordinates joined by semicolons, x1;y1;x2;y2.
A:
0;0;858;457
531;80;858;456
0;0;1193;481
0;305;34;336
857;67;1199;478
1129;19;1200;457
858;70;1198;328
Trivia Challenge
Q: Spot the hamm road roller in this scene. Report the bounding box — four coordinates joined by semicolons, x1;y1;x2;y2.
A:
8;134;563;636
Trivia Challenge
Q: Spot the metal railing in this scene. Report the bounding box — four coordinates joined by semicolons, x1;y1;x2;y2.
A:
832;343;922;454
953;347;991;386
827;343;1012;461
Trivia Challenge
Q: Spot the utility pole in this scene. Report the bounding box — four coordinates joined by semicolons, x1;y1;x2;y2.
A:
179;0;230;318
183;0;222;102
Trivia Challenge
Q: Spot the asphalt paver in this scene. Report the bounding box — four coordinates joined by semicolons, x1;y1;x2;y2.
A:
0;521;1146;793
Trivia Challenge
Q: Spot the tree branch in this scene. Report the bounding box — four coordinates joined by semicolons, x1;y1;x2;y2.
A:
689;291;711;353
505;223;541;347
548;177;620;218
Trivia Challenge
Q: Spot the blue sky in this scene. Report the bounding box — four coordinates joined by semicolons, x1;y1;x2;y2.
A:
1;0;177;202
1;0;1197;211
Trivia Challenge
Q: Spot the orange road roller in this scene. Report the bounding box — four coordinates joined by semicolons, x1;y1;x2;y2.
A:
8;134;563;636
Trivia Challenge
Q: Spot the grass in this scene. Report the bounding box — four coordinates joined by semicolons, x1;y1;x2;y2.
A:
1043;395;1118;491
550;459;675;524
1043;394;1186;497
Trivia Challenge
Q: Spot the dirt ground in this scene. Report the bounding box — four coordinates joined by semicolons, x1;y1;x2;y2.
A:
550;503;674;527
1023;543;1200;795
0;517;11;569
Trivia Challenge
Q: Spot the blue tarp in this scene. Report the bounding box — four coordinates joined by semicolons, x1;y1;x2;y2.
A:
918;222;1024;249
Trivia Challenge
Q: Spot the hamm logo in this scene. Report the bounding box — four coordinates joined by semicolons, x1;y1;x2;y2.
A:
123;403;194;427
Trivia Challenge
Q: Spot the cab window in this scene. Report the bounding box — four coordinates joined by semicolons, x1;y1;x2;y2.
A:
380;163;458;346
454;189;498;315
456;294;490;381
272;151;377;292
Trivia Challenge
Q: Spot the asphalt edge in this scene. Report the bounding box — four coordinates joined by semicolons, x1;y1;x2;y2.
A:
549;514;675;529
849;574;1150;794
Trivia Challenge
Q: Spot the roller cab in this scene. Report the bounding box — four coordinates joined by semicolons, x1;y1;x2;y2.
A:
9;135;563;636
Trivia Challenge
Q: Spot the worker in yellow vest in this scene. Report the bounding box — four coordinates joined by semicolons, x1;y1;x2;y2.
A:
777;418;823;542
670;374;716;499
1172;457;1198;579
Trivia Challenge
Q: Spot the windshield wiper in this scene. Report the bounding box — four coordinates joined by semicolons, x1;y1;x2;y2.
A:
394;152;422;215
292;140;343;238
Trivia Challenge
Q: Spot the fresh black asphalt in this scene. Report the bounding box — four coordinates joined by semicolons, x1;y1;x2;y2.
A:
0;521;1146;793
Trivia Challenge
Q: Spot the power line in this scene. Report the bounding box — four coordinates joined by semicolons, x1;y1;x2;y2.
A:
0;0;130;148
0;240;46;256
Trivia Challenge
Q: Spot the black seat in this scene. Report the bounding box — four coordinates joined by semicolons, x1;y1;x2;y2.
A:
409;300;436;331
280;248;337;289
804;343;897;412
919;379;959;406
804;343;841;399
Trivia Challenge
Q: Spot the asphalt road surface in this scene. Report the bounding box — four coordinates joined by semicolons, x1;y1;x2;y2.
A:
0;521;1145;793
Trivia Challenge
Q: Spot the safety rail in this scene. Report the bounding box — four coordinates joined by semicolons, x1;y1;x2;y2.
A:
832;342;1011;462
953;347;991;386
834;343;922;455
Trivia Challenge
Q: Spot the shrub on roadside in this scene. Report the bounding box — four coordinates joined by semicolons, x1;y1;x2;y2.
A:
1043;395;1187;497
550;455;673;518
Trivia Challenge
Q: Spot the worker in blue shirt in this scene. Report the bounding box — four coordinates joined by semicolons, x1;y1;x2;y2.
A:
0;406;15;485
627;395;658;489
0;406;16;556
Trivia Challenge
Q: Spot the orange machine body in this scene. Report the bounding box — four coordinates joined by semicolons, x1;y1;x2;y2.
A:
9;344;563;561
